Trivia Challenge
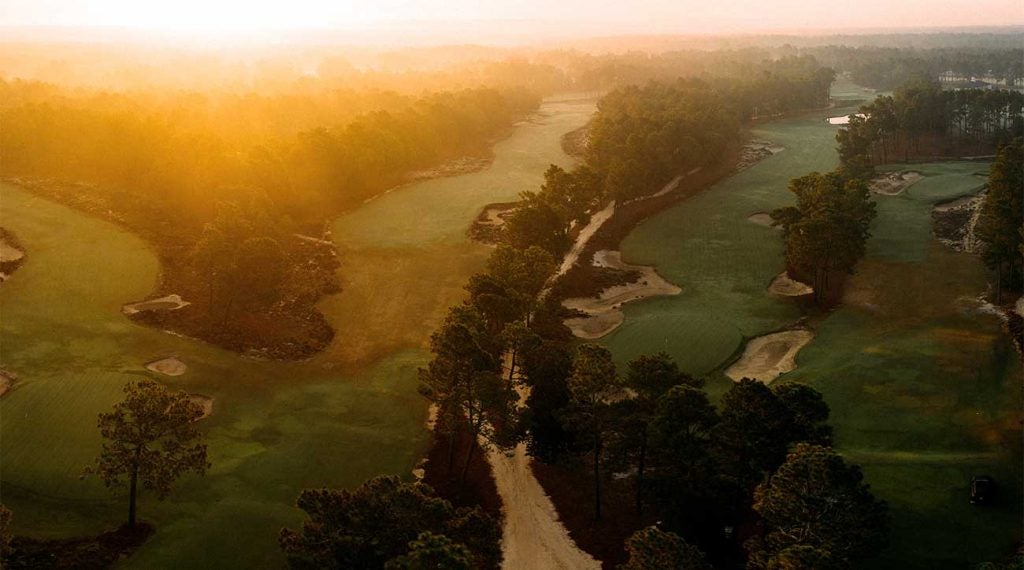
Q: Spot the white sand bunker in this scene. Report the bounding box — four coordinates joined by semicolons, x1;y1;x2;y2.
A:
768;272;813;297
870;171;923;195
726;329;815;383
0;239;24;263
146;357;187;376
188;394;214;420
563;250;681;339
0;369;17;398
747;212;780;229
123;294;190;315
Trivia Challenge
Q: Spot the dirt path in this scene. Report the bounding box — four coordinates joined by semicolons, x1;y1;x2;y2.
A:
489;443;601;570
555;200;616;278
490;172;713;567
489;198;622;569
489;372;598;569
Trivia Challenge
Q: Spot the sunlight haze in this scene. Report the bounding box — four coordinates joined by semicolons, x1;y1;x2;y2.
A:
3;0;1023;37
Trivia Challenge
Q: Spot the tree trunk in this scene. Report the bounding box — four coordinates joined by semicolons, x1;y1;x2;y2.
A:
206;272;216;314
636;426;647;516
593;434;603;520
507;349;517;383
460;434;476;485
128;448;141;527
221;294;236;327
996;263;1004;304
446;428;457;472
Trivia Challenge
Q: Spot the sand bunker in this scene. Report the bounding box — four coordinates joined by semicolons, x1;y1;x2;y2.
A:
122;294;190;315
146;357;187;376
768;272;813;297
870;171;923;195
0;239;24;263
563;250;681;339
725;329;815;383
827;113;867;125
188;394;214;420
747;212;780;229
0;369;16;398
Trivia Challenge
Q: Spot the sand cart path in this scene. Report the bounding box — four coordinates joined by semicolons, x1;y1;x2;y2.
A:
489;443;600;570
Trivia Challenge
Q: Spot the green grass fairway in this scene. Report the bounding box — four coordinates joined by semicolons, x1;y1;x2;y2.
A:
0;97;594;568
786;162;1021;568
602;80;1021;567
600;86;873;384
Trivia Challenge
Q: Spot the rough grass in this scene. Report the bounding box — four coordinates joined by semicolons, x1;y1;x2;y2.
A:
785;219;1022;568
0;97;595;568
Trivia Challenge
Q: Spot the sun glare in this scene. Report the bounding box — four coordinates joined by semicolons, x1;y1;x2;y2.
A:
87;0;366;33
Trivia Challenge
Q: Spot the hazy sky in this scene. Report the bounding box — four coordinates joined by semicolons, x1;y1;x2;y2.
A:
2;0;1022;35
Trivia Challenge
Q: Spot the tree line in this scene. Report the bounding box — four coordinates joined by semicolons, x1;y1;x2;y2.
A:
805;45;1024;91
0;81;540;220
836;77;1023;174
977;138;1024;302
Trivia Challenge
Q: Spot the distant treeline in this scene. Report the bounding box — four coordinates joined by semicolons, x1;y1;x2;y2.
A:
0;81;540;357
778;78;1024;308
804;46;1024;90
837;77;1024;174
0;81;539;219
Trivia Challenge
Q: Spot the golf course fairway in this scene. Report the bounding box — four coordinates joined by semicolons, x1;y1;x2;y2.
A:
0;96;595;568
601;83;1022;567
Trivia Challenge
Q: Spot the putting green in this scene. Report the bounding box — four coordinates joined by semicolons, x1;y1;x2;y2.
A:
0;97;594;567
603;79;1021;567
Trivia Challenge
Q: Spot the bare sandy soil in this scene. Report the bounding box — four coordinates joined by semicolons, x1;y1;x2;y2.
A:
725;329;815;383
188;394;214;420
0;369;16;398
122;294;190;316
554;201;616;279
0;238;24;263
747;212;780;228
933;191;985;253
563;250;681;339
145;357;188;376
488;444;601;570
870;171;923;195
768;271;813;297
